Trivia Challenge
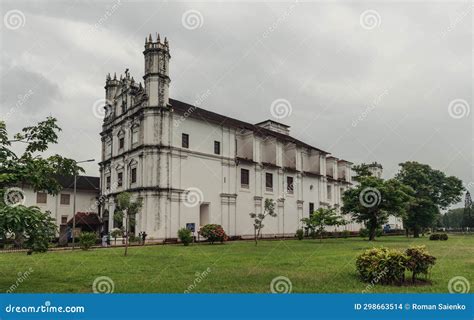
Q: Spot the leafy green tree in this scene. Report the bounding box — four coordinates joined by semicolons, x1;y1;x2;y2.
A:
342;176;412;241
249;198;276;246
301;207;346;242
115;192;142;256
439;208;464;229
0;118;83;253
351;163;374;182
395;162;464;237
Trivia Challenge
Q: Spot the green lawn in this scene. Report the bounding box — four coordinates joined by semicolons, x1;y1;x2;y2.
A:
1;235;473;293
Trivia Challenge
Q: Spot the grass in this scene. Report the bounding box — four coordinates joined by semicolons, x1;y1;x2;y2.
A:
0;235;473;293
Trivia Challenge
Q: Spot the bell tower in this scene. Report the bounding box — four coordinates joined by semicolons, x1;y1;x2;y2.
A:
143;33;170;107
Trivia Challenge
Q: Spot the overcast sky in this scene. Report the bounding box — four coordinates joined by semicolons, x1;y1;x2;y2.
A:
0;0;472;207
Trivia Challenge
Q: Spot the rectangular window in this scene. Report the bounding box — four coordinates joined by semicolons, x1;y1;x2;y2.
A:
214;141;220;155
131;167;137;184
106;141;112;157
182;133;189;148
60;193;70;205
117;172;123;187
61;215;68;225
106;176;111;189
327;185;332;200
119;137;124;149
36;192;47;204
241;169;249;188
132;129;138;145
309;202;315;216
265;172;273;191
287;176;294;194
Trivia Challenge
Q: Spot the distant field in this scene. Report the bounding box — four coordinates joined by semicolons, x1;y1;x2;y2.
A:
0;235;472;293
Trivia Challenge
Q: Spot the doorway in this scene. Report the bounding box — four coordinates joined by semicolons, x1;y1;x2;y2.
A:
199;203;210;227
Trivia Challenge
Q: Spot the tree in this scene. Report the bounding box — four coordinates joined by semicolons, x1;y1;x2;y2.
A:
301;207;346;242
115;192;142;256
351;163;374;182
0;118;83;253
249;198;277;246
438;208;464;229
342;176;412;241
395;161;464;237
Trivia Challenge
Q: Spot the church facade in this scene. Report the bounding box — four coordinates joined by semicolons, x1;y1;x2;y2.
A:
98;34;388;240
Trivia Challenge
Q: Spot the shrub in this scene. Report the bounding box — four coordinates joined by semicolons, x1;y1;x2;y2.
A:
199;224;227;244
129;234;139;243
79;232;97;250
178;228;193;246
359;228;382;239
429;233;448;241
405;246;436;283
296;229;304;240
429;233;439;240
356;247;406;285
341;230;350;238
359;228;369;238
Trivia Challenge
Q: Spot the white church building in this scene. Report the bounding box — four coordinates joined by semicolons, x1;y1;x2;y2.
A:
98;34;396;240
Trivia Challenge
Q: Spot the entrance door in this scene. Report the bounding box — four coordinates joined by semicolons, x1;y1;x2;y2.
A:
199;203;210;227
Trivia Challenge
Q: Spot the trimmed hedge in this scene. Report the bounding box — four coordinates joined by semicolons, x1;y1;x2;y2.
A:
356;246;436;285
429;233;448;241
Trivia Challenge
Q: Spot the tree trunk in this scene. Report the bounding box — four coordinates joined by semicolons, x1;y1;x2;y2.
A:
413;226;420;238
254;228;258;246
369;227;376;241
405;228;409;238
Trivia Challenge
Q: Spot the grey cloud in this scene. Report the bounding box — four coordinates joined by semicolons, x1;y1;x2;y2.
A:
0;1;471;205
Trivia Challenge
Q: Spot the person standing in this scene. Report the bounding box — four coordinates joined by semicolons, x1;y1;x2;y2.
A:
142;231;147;245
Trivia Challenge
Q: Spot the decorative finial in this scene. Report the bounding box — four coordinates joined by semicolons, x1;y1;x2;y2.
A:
164;37;168;46
157;33;160;42
113;72;117;80
148;34;152;42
